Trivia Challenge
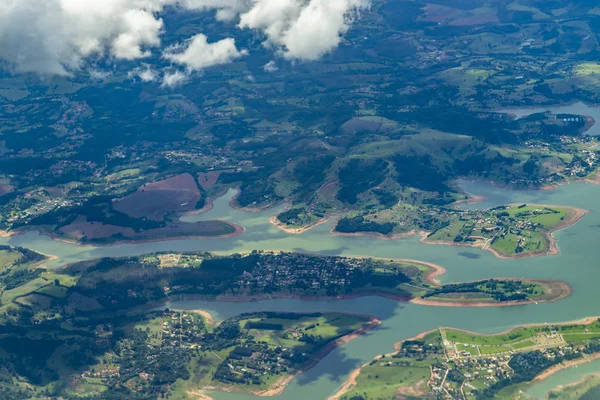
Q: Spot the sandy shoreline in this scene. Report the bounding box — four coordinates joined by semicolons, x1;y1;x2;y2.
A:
331;316;600;400
190;309;215;326
410;278;572;308
330;227;429;241
329;329;438;400
534;352;600;383
441;316;600;340
193;315;381;399
268;214;332;235
331;204;588;260
181;197;215;216
213;291;412;303
6;220;246;249
545;371;600;395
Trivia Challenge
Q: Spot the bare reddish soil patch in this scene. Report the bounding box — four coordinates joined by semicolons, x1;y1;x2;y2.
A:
59;216;135;240
44;186;68;198
421;4;498;26
113;173;201;221
0;184;14;196
452;12;499;26
198;171;226;189
421;4;462;23
58;215;240;243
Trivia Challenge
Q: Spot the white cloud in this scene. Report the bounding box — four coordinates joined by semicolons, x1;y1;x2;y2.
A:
239;0;370;61
89;69;112;80
177;0;249;21
161;70;188;87
0;0;167;75
164;34;247;71
0;0;368;78
263;60;278;72
129;65;158;82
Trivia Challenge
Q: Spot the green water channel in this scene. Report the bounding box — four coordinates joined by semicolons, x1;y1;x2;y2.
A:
2;181;600;399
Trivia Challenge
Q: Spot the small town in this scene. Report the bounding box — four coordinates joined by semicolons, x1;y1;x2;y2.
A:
418;328;598;400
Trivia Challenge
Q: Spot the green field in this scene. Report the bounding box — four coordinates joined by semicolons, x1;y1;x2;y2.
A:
342;364;431;400
457;343;479;356
171;312;373;396
512;339;536;350
446;319;600;351
479;345;512;355
445;327;538;346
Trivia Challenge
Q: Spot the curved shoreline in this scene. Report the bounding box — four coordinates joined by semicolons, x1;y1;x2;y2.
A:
332;316;600;400
329;329;438;400
181;197;214;216
410;278;572;308
544;371;600;397
533;353;600;384
330;204;588;260
212;291;412;303
268;214;333;235
195;313;382;399
4;220;246;248
441;316;600;339
330;227;429;241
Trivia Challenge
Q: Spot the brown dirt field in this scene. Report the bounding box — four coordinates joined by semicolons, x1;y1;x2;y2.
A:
421;4;462;23
58;216;241;243
395;378;429;398
113;173;201;221
0;184;14;196
59;215;136;240
44;186;68;198
198;171;227;189
452;12;499;26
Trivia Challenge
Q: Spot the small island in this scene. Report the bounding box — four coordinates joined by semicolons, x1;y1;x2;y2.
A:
332;318;600;400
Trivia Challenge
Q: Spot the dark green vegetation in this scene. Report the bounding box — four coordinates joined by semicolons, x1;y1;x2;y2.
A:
51;251;562;305
0;247;567;398
421;279;555;304
15;174;238;243
0;248;380;398
1;0;600;238
170;312;373;396
338;319;600;400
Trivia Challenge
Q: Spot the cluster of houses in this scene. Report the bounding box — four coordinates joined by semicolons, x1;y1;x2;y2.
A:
236;253;366;292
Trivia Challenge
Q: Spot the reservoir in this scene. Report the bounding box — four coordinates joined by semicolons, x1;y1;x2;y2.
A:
3;181;600;398
497;101;600;136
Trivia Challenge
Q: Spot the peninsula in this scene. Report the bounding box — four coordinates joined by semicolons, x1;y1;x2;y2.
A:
332;317;600;400
329;203;587;259
59;250;571;308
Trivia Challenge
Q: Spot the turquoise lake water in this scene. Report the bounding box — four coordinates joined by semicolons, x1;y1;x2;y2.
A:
3;181;600;399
